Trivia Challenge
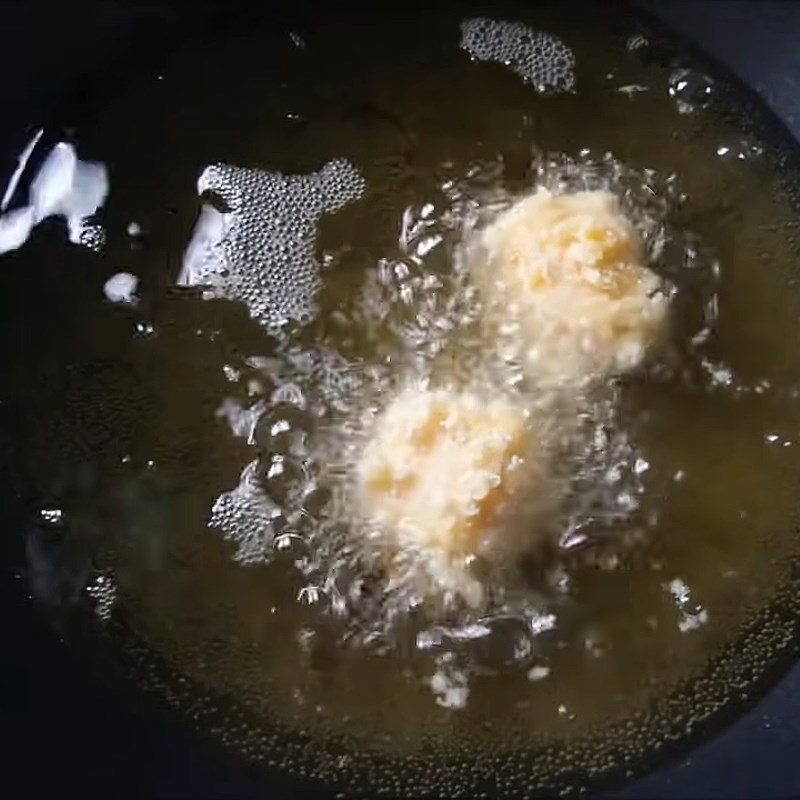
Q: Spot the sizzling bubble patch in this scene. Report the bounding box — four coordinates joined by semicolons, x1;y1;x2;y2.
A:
210;459;285;565
196;147;726;712
86;571;118;622
208;346;361;566
179;159;365;332
459;17;575;93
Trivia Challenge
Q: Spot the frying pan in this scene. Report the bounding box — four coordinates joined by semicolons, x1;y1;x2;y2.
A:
4;1;800;797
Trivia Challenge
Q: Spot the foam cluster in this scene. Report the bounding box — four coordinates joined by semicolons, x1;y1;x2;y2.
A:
459;17;575;93
180;158;365;332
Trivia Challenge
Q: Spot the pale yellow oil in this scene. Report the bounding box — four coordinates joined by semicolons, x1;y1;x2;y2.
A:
7;3;800;796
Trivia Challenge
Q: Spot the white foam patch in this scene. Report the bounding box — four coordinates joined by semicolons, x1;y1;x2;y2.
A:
103;272;139;305
179;158;365;331
1;128;43;211
0;206;36;252
460;17;575;93
0;141;108;255
527;665;550;682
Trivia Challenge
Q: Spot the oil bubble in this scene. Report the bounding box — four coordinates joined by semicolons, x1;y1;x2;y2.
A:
669;68;714;114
